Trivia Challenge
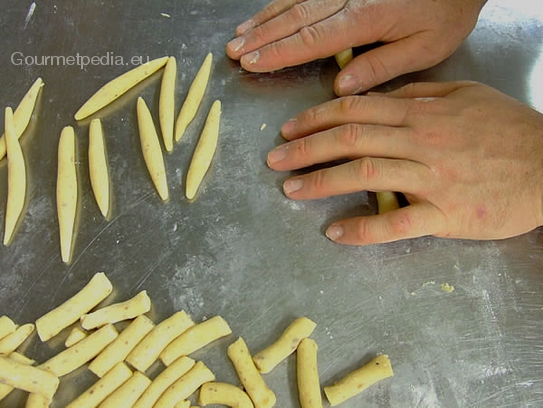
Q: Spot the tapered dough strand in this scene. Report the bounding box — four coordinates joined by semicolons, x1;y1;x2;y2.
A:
160;56;177;152
323;355;394;406
160;315;232;366
40;324;118;377
80;290;151;330
35;272;113;341
127;310;195;372
297;338;322;408
0;356;59;400
3;107;27;246
89;118;111;218
185;99;221;200
74;56;169;120
174;401;190;408
137;97;169;201
65;326;88;347
0;316;17;340
198;382;254;408
376;191;400;214
334;48;353;69
227;337;276;408
66;362;132;408
154;360;215;408
253;317;317;374
133;356;195;408
98;370;151;408
56;125;78;263
0;77;44;161
0;323;34;354
174;52;213;142
89;314;155;377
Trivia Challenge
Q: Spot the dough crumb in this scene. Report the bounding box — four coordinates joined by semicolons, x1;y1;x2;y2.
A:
161;12;171;18
441;283;455;293
260;123;267;131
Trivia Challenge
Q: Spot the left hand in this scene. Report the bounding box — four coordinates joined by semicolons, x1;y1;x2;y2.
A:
266;81;543;245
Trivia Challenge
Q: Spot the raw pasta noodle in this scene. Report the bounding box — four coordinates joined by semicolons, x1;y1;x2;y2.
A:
98;370;151;408
0;356;59;400
35;272;113;341
296;338;322;408
323;355;394;406
160;315;231;365
0;316;16;340
64;326;88;347
253;316;317;374
198;381;254;408
0;323;34;354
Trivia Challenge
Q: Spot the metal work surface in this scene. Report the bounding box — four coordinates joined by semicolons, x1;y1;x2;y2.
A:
0;0;542;406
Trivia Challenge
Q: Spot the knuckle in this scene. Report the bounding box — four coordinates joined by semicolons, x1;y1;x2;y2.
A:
310;170;328;192
389;212;413;236
354;219;374;242
364;53;390;84
354;157;379;182
338;96;364;114
293;137;312;159
298;25;321;47
337;123;364;148
290;3;310;25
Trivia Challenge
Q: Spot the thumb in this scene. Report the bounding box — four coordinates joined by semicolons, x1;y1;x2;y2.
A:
334;34;445;96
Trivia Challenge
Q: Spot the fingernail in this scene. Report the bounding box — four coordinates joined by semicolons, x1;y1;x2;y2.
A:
326;224;344;241
228;36;245;52
242;51;260;65
283;179;304;194
236;19;254;35
267;145;288;164
338;75;362;95
281;118;296;136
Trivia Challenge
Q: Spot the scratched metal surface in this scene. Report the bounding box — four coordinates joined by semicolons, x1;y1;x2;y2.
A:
0;0;542;407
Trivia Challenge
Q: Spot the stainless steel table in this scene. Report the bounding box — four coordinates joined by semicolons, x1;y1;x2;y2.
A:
0;1;542;407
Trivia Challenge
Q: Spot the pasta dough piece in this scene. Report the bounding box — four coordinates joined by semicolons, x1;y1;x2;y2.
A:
74;56;169;120
56;125;78;264
66;362;132;408
376;191;400;214
296;338;322;408
0;353;35;401
80;290;151;330
0;77;44;161
174;401;190;408
334;48;353;69
159;56;177;152
40;324;118;377
174;52;213;142
25;393;51;408
227;337;276;408
154;360;215;408
89;314;155;377
0;323;34;354
64;326;88;347
253;317;317;374
89;118;111;218
0;316;17;341
0;356;59;400
137;97;169;201
198;382;254;408
3;107;27;246
323;355;394;406
127;310;195;372
99;370;151;408
133;356;195;408
35;272;113;341
160;315;231;366
185;99;221;200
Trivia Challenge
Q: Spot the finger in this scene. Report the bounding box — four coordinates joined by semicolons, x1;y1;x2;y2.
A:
282;157;428;199
385;81;478;98
334;33;449;95
228;0;347;59
235;0;302;37
238;8;362;72
325;204;446;245
267;124;415;171
280;96;413;140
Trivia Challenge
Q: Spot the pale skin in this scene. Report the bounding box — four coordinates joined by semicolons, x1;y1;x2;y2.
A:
227;0;543;245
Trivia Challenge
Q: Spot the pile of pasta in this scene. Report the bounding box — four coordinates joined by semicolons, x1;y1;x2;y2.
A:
1;53;220;264
0;272;393;407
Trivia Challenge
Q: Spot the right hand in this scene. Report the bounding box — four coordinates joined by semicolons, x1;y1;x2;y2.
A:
226;0;487;94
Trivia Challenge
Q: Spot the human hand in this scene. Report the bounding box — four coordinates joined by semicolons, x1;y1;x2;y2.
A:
226;0;487;95
266;81;543;245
